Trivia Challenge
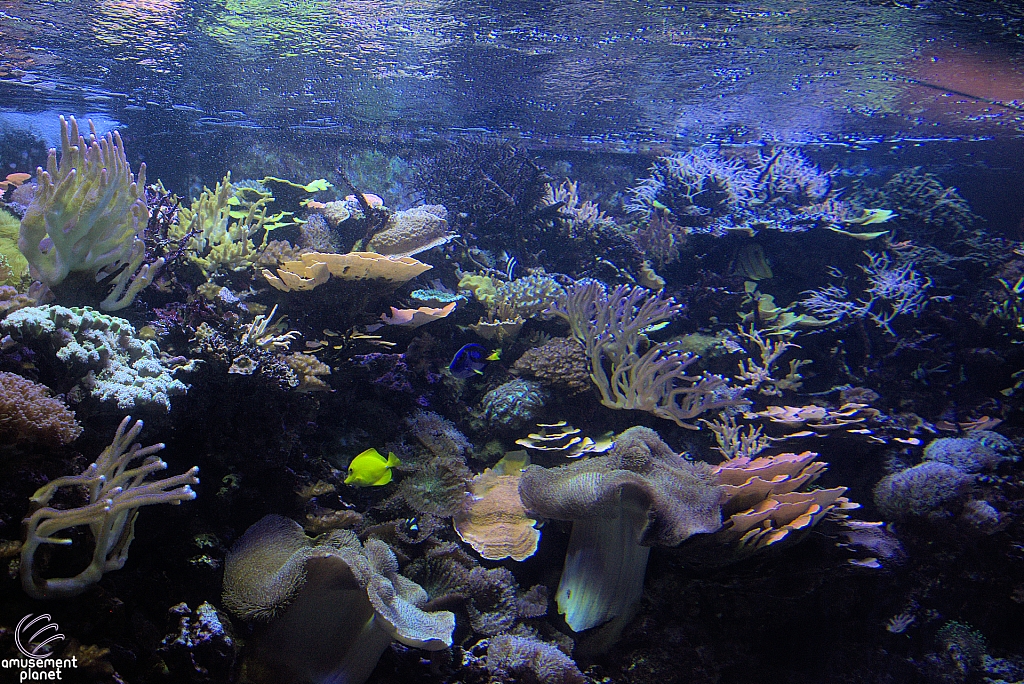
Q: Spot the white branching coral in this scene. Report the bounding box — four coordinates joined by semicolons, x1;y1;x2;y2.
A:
799;252;931;335
18;116;162;311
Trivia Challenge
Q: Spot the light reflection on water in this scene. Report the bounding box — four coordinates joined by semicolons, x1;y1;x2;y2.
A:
1;0;1024;148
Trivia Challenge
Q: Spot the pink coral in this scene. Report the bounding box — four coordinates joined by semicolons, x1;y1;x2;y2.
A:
0;371;82;445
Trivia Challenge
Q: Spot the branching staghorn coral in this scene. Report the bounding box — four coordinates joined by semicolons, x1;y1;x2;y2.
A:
169;172;278;276
733;325;810;397
18;116;162;311
700;413;772;460
20;416;199;599
548;280;740;428
799;252;931;335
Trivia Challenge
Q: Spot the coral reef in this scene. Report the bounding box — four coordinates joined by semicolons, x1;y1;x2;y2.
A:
454;455;540;562
365;204;456;257
873;461;974;521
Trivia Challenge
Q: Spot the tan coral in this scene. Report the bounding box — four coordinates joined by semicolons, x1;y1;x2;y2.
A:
378;302;457;328
744;402;880;433
320;200;352;228
454;467;539;562
285;352;332;392
707;451;857;555
366;205;457;258
714;451;826;513
263;251;432;292
469;317;524;342
514;421;615;458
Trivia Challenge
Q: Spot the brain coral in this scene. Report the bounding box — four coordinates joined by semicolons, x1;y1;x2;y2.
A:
512;337;591;395
479;379;549;430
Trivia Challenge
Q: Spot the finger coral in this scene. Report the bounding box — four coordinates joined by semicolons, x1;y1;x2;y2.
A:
0;371;82;446
21;416;199;598
549;280;741;428
18;116;161;311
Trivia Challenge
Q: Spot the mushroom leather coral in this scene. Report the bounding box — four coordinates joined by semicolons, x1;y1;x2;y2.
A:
519;426;721;632
222;515;454;684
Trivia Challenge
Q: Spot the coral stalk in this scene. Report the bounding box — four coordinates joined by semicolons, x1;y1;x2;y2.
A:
21;416;199;599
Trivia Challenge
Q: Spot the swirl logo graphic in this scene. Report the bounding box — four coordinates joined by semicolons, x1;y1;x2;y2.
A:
15;614;64;659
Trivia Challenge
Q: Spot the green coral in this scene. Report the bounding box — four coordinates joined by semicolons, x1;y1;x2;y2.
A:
17;116;159;310
170;172;289;277
0;208;29;287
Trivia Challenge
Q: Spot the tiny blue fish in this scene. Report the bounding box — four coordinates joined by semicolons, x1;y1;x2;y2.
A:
449;343;500;380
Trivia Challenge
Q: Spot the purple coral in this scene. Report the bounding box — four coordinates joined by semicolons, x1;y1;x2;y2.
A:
486;634;586;684
352;352;414;393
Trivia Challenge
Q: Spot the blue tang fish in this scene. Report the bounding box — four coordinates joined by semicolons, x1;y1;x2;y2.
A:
449;343;500;380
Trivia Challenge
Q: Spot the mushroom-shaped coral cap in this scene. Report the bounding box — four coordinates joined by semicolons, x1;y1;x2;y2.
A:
518;426;722;632
519;426;722;547
223;515;455;684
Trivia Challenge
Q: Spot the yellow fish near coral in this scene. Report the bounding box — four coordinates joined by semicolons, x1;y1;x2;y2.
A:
344;448;400;487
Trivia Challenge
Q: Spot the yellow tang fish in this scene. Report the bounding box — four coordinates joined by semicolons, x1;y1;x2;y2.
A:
344;448;400;487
